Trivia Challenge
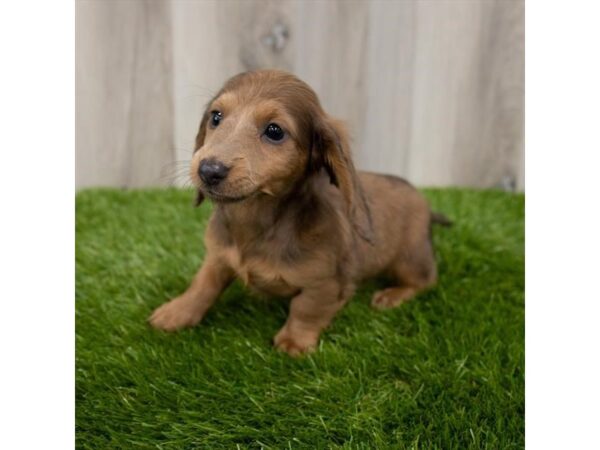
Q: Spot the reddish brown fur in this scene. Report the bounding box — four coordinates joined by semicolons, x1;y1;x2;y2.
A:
149;70;443;356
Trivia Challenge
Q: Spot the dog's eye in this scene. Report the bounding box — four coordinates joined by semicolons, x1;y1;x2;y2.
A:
210;111;222;128
263;123;285;143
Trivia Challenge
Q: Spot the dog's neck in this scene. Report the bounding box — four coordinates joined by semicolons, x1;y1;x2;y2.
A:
213;173;329;249
217;195;284;238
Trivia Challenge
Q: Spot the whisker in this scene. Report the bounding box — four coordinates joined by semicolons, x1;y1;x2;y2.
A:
154;161;194;186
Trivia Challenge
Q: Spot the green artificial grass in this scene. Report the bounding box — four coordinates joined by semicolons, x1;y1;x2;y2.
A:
76;188;524;449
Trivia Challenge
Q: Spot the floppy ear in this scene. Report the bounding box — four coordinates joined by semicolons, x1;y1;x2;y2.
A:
194;189;205;207
192;107;211;207
313;117;375;244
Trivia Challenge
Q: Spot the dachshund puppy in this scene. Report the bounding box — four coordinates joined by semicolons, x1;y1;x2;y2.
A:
150;70;449;356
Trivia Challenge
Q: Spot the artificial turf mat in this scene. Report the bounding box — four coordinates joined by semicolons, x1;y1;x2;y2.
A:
76;188;524;449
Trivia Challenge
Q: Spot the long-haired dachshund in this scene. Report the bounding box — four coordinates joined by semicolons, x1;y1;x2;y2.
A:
150;70;450;356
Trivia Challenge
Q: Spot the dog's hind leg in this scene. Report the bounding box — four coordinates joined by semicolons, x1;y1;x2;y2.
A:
371;239;437;310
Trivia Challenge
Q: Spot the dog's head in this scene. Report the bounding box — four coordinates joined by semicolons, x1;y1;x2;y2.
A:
191;70;373;241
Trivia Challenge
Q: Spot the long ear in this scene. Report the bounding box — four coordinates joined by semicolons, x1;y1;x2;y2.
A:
192;107;211;207
314;117;375;244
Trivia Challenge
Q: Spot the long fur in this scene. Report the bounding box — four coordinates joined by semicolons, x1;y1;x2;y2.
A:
150;70;449;356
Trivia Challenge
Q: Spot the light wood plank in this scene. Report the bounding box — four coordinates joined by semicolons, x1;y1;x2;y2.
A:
76;0;174;188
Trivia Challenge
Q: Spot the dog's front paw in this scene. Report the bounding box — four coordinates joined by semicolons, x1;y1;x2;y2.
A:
273;326;319;357
149;296;204;331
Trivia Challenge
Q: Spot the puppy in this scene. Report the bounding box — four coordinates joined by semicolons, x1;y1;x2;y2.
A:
150;70;450;356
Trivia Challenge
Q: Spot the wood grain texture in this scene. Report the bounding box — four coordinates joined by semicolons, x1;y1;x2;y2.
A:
76;0;174;188
76;0;524;190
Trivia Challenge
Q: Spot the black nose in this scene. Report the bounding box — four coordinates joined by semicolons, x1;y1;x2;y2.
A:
198;159;230;186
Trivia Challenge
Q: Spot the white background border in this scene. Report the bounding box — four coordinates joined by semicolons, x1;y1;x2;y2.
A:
0;1;74;449
526;0;600;448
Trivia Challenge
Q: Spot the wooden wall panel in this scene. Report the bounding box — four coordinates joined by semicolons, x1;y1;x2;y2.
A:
360;0;417;175
76;0;174;188
76;0;524;190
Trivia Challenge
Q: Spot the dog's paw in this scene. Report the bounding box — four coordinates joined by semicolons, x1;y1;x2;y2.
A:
371;287;417;310
273;326;318;357
148;296;203;331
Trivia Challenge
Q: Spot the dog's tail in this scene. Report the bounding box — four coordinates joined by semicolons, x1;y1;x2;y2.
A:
430;211;453;227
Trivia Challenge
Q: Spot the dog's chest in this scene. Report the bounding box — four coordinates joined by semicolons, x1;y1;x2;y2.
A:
221;247;300;298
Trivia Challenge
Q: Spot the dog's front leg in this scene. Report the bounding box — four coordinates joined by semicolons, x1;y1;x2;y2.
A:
274;280;350;356
149;255;233;331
